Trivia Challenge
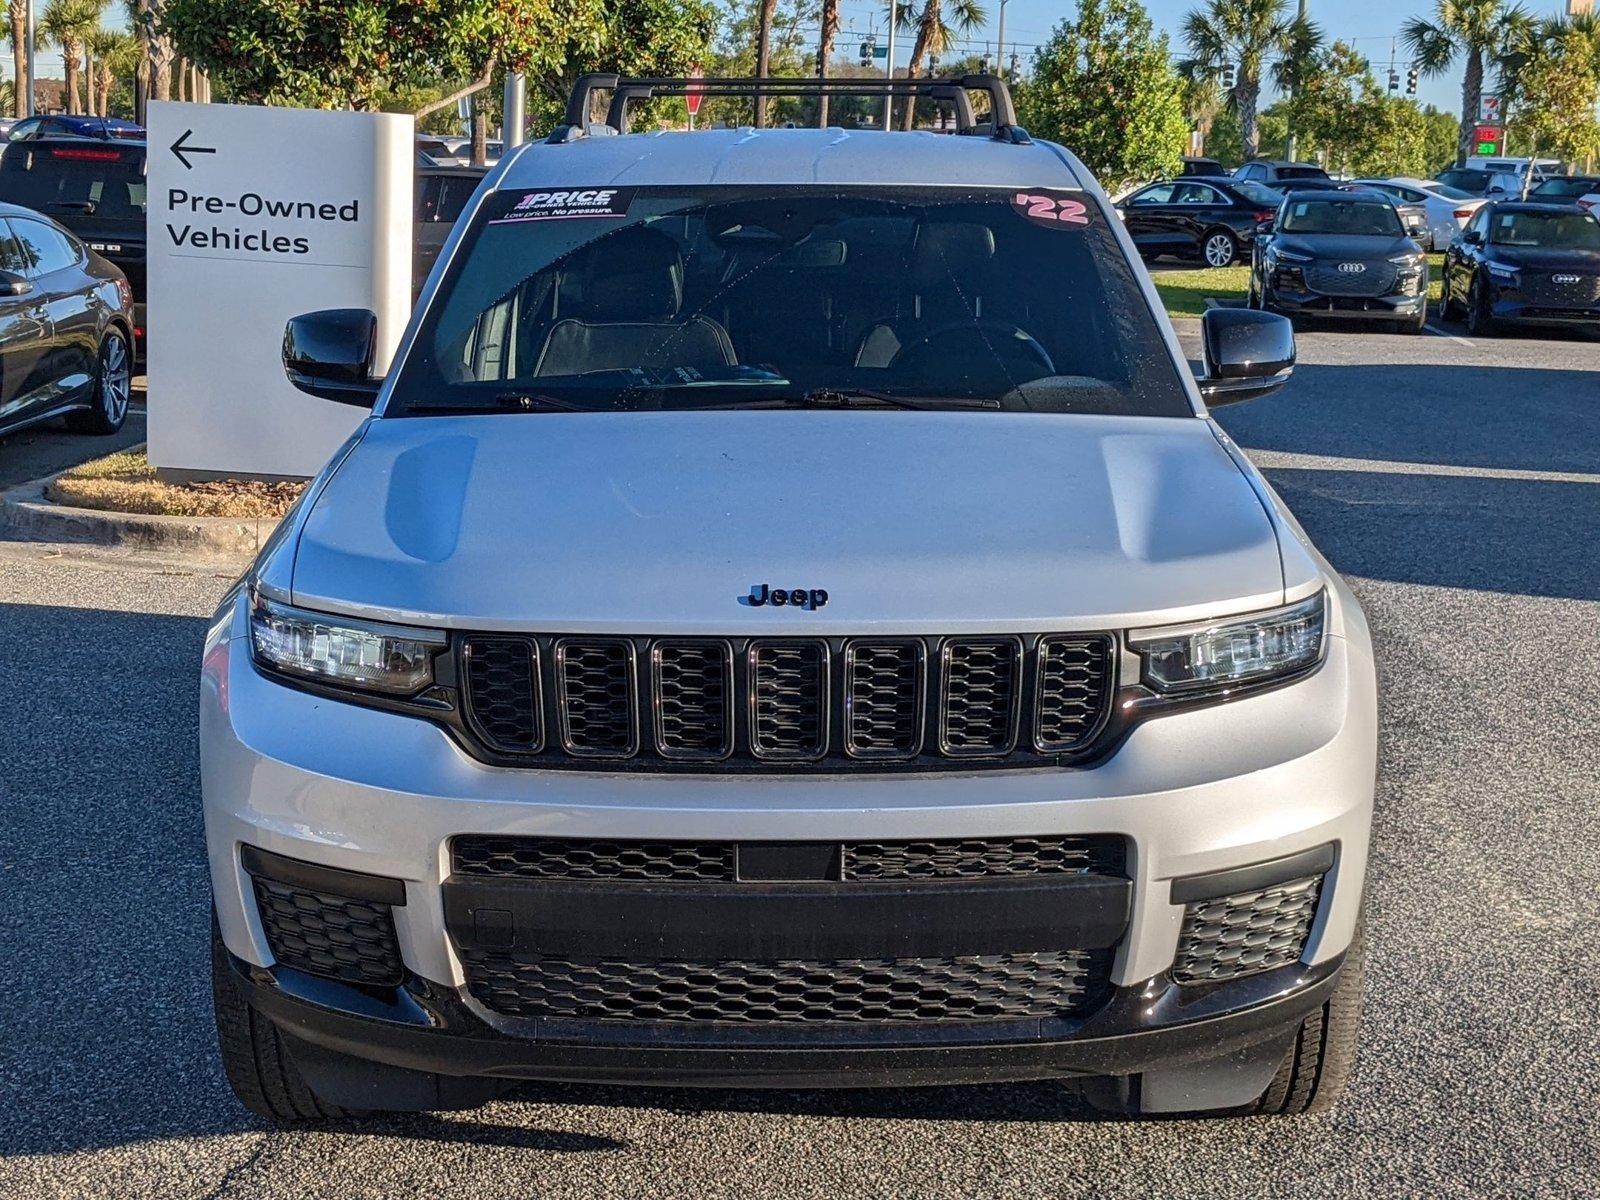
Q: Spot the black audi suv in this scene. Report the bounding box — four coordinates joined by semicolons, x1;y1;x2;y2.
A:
1440;200;1600;335
1249;190;1428;332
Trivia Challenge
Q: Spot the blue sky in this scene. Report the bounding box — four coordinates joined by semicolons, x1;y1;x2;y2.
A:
829;0;1581;116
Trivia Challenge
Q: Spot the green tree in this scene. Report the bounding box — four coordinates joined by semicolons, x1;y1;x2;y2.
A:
1506;23;1600;167
41;0;102;112
91;29;139;116
1180;0;1319;161
897;0;986;129
702;0;813;128
1017;0;1188;192
157;0;603;110
1402;0;1535;168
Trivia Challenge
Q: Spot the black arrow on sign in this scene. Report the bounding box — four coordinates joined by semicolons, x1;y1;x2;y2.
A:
170;128;216;170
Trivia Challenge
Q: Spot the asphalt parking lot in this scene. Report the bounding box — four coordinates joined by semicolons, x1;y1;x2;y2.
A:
1;327;1596;1198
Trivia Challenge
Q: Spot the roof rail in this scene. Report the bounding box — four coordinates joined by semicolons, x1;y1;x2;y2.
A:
551;73;1029;144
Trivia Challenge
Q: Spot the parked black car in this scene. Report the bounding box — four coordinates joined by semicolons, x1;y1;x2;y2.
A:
1527;175;1600;211
0;200;136;439
0;137;146;357
1233;159;1332;187
6;115;144;142
1116;176;1283;267
414;164;486;290
1249;190;1428;332
1440;200;1600;335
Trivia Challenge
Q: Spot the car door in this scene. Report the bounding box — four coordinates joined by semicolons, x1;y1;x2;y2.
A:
1170;182;1235;252
0;219;55;427
1451;207;1490;300
9;217;95;400
1119;183;1180;255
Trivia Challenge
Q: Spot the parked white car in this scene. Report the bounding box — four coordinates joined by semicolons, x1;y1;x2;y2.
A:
1356;177;1485;250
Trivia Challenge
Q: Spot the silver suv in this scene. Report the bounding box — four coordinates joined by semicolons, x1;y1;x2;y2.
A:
203;75;1376;1123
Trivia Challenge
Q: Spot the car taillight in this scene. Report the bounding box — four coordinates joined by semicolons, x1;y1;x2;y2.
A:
1252;210;1276;223
49;146;123;161
1579;199;1596;212
1454;207;1476;219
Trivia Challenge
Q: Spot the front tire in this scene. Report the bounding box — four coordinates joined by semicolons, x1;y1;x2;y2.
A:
65;327;132;435
1202;229;1239;269
1466;277;1499;337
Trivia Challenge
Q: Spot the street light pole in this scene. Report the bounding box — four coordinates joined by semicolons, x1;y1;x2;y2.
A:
996;0;1008;79
24;0;35;117
1285;0;1307;161
883;0;897;129
502;72;527;148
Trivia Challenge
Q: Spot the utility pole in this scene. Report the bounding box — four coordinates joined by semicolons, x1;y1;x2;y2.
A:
24;0;35;117
996;0;1009;78
1284;0;1307;161
883;0;898;129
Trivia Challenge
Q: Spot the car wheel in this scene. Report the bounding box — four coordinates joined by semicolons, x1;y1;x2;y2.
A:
1081;922;1366;1120
1466;277;1499;337
1438;271;1454;319
65;327;132;435
1202;230;1238;269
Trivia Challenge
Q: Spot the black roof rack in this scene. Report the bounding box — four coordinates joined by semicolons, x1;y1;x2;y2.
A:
552;74;1029;144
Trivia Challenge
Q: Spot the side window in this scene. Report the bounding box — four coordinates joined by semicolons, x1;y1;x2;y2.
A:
435;177;477;224
1173;184;1219;205
0;222;29;275
415;176;443;222
1238;164;1263;181
11;218;79;276
1129;183;1176;206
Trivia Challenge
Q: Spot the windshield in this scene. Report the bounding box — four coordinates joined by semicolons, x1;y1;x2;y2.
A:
1437;171;1492;196
1426;182;1474;201
1277;166;1329;180
1279;198;1403;236
1489;209;1600;248
0;144;146;221
1530;178;1598;199
1232;180;1285;206
389;185;1192;417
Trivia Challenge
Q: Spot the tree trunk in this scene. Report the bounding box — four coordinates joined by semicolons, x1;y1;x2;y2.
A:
899;12;934;130
1239;76;1260;160
85;47;96;116
754;0;777;127
817;0;839;127
1457;46;1484;168
97;65;112;116
9;3;26;117
470;92;487;166
63;43;80;112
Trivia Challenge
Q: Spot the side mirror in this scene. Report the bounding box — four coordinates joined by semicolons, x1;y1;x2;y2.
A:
1255;218;1275;235
0;269;33;297
1197;307;1295;407
283;309;381;407
1463;229;1483;245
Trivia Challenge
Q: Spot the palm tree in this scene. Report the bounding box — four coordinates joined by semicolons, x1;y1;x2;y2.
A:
41;0;101;112
897;0;986;129
1180;70;1225;153
754;0;778;127
1181;0;1318;161
91;28;134;115
816;0;840;126
7;0;29;117
1402;0;1535;168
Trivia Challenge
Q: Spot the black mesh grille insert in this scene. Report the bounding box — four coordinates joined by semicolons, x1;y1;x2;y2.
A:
1173;875;1323;985
843;835;1125;881
749;641;828;760
652;640;734;759
453;835;734;882
251;876;403;986
462;948;1112;1023
462;637;542;753
556;639;636;756
1035;635;1114;752
940;638;1022;756
844;642;924;759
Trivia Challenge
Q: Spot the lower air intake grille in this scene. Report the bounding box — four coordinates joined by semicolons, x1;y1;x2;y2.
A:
1172;875;1323;985
453;835;734;883
843;835;1125;881
461;948;1113;1024
251;876;403;986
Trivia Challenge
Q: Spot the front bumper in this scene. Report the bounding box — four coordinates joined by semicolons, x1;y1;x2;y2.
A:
201;586;1376;1090
1267;283;1425;320
1486;286;1600;326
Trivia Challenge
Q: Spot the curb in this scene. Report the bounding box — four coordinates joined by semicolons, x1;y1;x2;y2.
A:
0;470;279;560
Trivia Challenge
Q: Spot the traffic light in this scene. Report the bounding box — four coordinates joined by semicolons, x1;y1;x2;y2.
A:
1221;63;1237;90
1388;68;1399;92
859;37;874;66
1406;64;1419;95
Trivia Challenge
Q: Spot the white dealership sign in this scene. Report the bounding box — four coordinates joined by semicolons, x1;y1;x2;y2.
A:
146;102;414;478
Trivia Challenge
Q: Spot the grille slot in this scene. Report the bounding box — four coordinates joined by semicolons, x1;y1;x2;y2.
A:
844;641;925;759
555;639;637;757
939;638;1023;757
462;948;1112;1024
1173;875;1323;985
749;641;829;760
652;640;735;760
462;637;542;753
251;876;403;986
844;835;1125;881
1035;635;1114;752
453;835;734;882
1305;263;1396;297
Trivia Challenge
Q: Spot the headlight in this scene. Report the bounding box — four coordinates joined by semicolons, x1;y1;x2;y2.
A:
249;592;445;695
1272;248;1313;263
1486;261;1519;283
1388;253;1423;265
1130;591;1326;695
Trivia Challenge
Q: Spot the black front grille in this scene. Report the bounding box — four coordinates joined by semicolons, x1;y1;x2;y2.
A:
457;633;1116;770
452;834;1125;883
250;876;403;986
462;948;1112;1024
1521;271;1600;306
1172;875;1323;985
1305;262;1396;297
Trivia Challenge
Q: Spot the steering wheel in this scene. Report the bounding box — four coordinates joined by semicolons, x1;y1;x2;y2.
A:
889;319;1055;383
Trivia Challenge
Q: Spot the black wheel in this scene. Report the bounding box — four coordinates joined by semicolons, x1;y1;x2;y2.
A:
1438;270;1455;320
1465;276;1499;337
65;327;132;434
211;920;354;1123
1083;925;1365;1120
1202;229;1239;269
1246;270;1261;309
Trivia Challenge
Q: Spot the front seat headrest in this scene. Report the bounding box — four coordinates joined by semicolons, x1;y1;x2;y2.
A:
910;222;996;290
567;227;683;321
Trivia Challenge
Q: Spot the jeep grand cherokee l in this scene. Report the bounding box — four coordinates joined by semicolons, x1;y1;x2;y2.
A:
202;74;1376;1123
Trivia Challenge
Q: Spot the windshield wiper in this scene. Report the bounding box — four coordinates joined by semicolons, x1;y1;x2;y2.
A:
492;391;588;412
50;200;96;213
788;388;1002;411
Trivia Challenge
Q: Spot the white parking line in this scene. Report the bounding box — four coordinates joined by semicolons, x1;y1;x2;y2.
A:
1425;322;1474;347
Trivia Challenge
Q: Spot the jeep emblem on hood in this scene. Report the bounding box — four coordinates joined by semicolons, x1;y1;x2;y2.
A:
745;584;829;610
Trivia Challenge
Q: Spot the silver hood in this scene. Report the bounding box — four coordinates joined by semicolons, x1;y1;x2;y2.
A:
288;411;1294;634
